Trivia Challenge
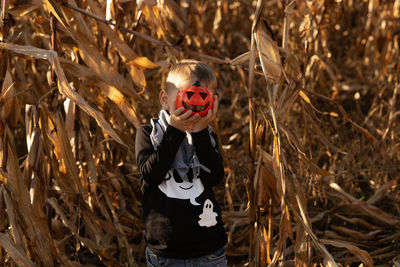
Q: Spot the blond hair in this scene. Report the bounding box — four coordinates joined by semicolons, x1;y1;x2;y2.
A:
165;60;217;92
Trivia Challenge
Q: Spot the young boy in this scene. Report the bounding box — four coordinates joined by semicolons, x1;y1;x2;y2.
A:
135;60;227;266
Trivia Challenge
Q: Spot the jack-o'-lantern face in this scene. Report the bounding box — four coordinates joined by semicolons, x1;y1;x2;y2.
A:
175;83;214;117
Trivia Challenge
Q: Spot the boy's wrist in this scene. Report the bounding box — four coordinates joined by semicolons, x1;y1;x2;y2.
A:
191;126;208;133
191;120;209;133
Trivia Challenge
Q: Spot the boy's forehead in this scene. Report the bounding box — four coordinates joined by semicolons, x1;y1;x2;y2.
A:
166;74;215;93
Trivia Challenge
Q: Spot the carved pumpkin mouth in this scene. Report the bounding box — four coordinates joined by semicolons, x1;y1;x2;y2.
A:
182;102;210;112
179;185;194;190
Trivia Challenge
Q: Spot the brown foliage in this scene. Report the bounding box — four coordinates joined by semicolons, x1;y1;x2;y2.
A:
0;0;399;266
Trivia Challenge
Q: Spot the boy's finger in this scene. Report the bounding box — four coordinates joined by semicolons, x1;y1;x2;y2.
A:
211;107;217;121
208;98;217;121
188;113;201;122
179;109;193;119
174;107;186;116
205;109;213;121
213;96;219;112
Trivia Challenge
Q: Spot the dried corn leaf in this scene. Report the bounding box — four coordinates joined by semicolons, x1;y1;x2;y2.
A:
158;0;187;39
1;71;21;127
53;111;82;193
0;233;35;267
63;98;75;142
330;182;400;225
276;81;301;122
5;127;33;217
334;214;380;230
2;188;24;250
47;198;119;265
338;105;375;146
136;0;156;9
367;179;397;205
127;64;147;89
60;58;140;127
254;22;282;83
1;0;10;20
230;51;251;66
291;186;310;266
282;1;295;50
291;207;338;267
259;165;279;206
185;50;228;64
304;110;345;154
73;32;139;98
248;6;258;161
87;0;152;87
0;42;126;146
272;135;284;196
9;3;41;17
63;0;94;41
127;56;159;69
330;225;379;240
141;5;167;39
5;127;57;266
299;90;311;104
299;153;334;177
321;239;374;267
41;0;67;28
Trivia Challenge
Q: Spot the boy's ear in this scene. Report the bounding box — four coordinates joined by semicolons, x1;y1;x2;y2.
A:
159;90;169;110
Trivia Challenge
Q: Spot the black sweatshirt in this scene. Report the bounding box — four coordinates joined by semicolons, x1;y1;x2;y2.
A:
135;124;227;259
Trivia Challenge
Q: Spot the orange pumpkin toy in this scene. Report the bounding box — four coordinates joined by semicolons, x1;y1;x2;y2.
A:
175;81;214;117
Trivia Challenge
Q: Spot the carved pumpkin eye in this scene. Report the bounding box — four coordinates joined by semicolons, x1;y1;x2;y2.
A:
173;169;183;183
199;92;208;100
186;91;195;99
187;169;193;183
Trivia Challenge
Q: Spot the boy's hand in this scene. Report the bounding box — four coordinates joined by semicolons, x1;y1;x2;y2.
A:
192;95;219;133
170;107;200;132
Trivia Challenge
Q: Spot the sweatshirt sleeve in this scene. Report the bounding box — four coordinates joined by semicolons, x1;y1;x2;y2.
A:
135;125;186;186
192;129;225;187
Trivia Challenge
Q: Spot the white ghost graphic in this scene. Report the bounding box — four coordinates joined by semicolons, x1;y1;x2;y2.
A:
198;199;218;227
158;168;204;206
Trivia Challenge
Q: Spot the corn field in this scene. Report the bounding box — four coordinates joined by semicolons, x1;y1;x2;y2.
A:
0;0;399;266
